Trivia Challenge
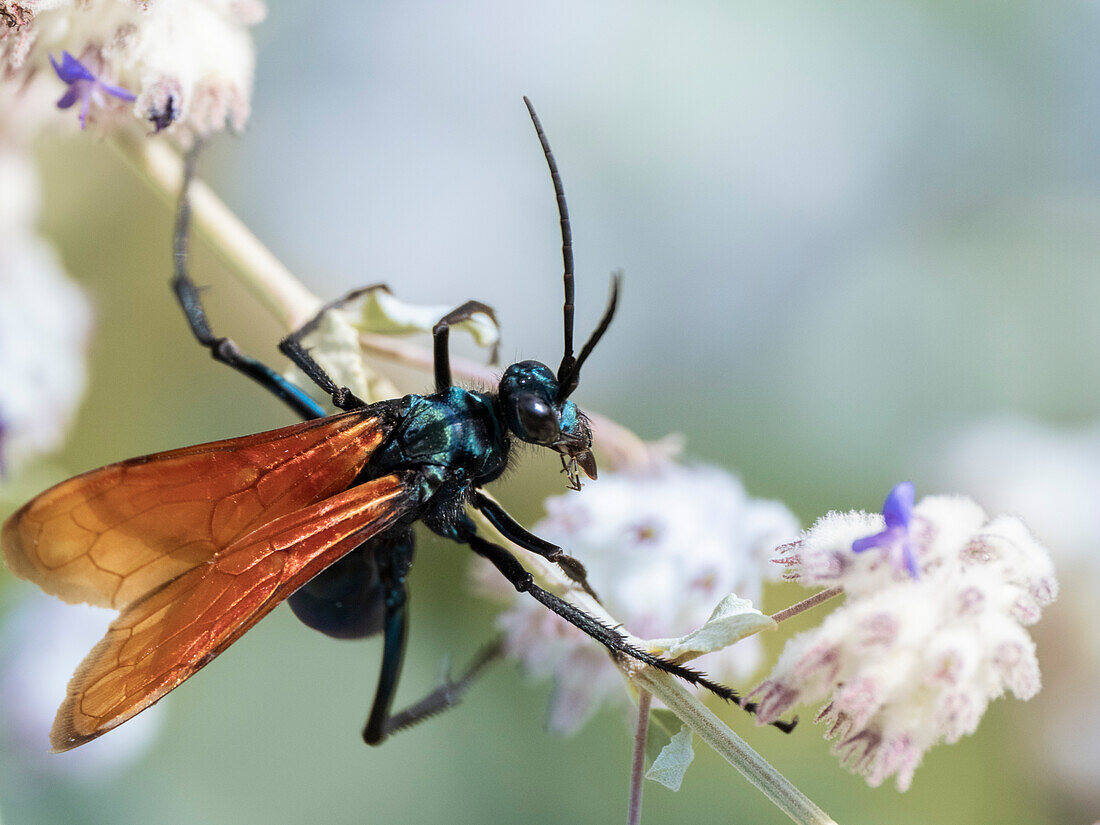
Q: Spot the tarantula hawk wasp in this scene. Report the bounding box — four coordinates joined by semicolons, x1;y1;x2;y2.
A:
2;100;789;752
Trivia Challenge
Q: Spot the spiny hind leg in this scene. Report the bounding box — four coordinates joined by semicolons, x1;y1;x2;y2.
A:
360;528;502;744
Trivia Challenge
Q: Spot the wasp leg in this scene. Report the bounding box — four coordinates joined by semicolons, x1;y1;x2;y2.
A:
458;522;797;732
361;529;502;744
432;301;499;392
289;284;393;342
370;639;503;741
171;144;327;421
278;285;396;411
456;525;740;699
471;490;599;601
362;530;414;745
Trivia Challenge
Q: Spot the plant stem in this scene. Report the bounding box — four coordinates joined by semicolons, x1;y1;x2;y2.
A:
110;133;322;329
511;548;834;824
627;691;652;825
769;588;843;624
632;668;836;825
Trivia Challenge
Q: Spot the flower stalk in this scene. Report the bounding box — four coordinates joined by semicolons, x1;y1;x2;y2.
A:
631;666;836;825
627;691;652;825
110;135;660;471
511;547;833;825
769;588;843;624
110;133;322;329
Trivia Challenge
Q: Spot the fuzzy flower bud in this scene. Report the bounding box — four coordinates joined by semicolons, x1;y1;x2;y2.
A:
1;0;264;137
475;461;799;734
755;483;1058;791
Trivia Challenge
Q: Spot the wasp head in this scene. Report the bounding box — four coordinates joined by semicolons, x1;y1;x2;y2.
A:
498;360;596;490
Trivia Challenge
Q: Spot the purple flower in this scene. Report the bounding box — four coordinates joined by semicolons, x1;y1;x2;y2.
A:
852;481;919;578
49;52;136;129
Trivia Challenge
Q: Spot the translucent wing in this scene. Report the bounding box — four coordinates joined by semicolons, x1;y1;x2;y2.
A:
2;410;387;609
50;472;416;751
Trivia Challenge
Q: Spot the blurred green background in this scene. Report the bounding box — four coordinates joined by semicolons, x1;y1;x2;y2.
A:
3;1;1099;822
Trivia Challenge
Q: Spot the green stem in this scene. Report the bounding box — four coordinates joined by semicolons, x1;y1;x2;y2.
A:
505;549;834;825
110;134;322;329
633;668;836;825
627;691;652;825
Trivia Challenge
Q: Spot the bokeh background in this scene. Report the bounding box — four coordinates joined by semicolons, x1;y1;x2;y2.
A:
3;1;1100;822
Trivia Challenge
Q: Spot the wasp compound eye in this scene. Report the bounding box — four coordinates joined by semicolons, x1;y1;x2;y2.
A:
515;395;560;443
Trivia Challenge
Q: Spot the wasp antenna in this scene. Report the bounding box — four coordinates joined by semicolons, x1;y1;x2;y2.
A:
557;272;621;402
523;96;576;383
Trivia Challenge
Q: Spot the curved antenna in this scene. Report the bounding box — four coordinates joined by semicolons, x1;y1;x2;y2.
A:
557;272;621;401
523;96;575;383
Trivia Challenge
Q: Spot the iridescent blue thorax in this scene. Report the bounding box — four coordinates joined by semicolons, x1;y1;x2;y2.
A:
368;386;511;502
363;362;596;531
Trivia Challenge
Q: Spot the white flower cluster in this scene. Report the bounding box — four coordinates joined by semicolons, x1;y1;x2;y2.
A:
0;0;264;471
754;492;1058;791
1;0;264;137
0;149;91;474
476;461;799;733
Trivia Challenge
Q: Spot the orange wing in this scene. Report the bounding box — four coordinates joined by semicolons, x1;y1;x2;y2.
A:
2;409;386;609
50;472;415;751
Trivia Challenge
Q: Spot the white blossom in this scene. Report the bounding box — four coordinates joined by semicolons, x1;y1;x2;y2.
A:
476;461;799;734
0;70;59;144
754;487;1058;791
0;594;163;779
1;0;264;137
0;148;91;474
934;416;1100;566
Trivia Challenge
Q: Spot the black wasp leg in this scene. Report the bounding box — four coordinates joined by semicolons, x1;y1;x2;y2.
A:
278;285;397;412
362;530;414;745
432;301;499;392
458;522;798;733
172;143;328;422
362;592;408;746
362;530;503;745
373;639;503;741
457;525;739;700
472;490;599;600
